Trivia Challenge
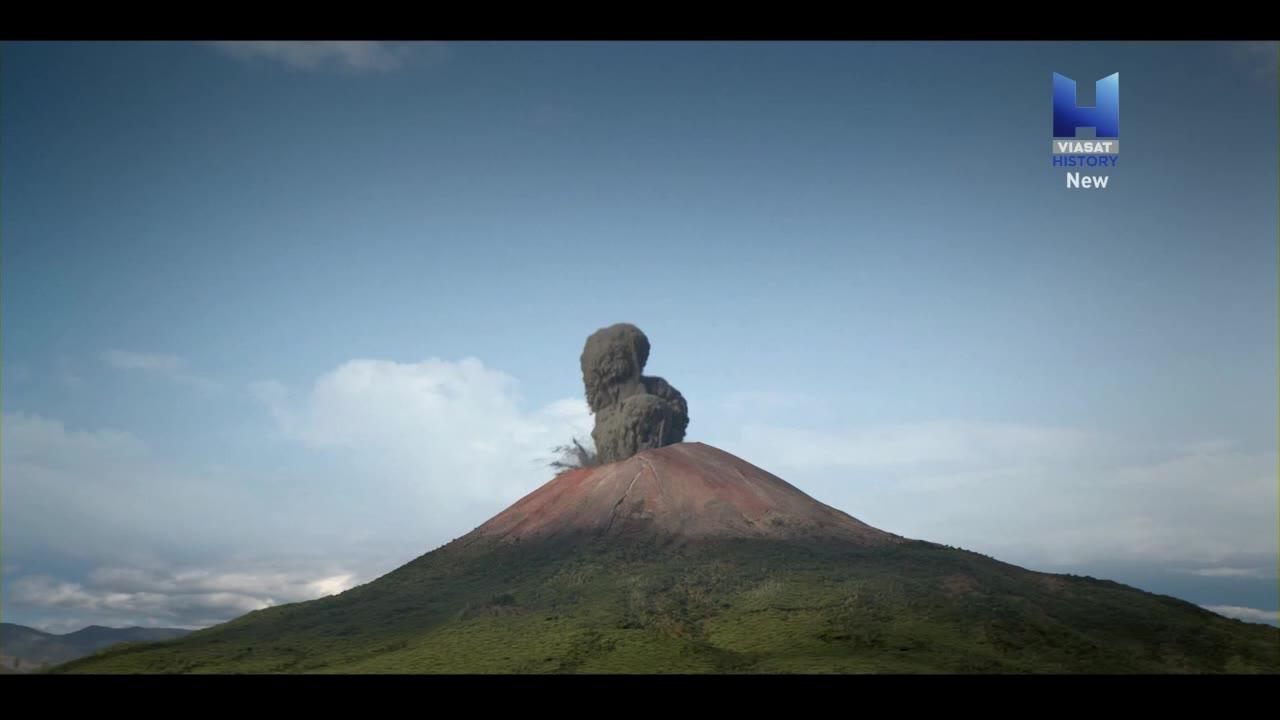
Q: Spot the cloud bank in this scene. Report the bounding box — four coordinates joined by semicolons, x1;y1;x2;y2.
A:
12;567;356;630
705;415;1277;570
4;356;591;630
1203;605;1279;626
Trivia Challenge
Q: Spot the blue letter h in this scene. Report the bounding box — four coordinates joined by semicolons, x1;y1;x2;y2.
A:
1053;73;1119;138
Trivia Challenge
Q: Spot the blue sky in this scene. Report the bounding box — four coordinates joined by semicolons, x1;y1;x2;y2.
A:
2;41;1277;631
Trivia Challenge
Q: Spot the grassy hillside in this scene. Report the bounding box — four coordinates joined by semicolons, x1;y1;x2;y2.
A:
54;537;1279;674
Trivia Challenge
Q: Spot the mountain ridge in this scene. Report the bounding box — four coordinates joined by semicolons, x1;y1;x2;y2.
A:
0;623;190;672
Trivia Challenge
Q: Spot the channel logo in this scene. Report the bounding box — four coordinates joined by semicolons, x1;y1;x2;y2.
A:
1051;72;1119;189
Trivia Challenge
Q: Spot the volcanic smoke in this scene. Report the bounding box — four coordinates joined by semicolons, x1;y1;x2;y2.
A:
580;323;689;464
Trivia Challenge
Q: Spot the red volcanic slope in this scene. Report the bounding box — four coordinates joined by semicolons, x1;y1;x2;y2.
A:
473;442;900;545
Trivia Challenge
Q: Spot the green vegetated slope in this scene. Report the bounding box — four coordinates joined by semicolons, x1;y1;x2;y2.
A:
53;537;1279;674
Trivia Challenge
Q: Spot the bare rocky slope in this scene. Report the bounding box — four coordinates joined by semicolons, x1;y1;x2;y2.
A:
472;442;897;545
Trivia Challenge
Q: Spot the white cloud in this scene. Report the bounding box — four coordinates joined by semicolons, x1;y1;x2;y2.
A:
1202;605;1279;626
2;412;254;561
31;617;89;634
102;349;221;392
11;566;356;629
3;412;149;468
256;357;593;516
4;355;593;630
1177;567;1270;579
85;566;354;600
729;419;1092;473
705;417;1277;569
210;41;443;74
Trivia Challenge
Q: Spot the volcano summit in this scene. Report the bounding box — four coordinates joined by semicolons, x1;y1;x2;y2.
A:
56;327;1280;674
476;442;896;546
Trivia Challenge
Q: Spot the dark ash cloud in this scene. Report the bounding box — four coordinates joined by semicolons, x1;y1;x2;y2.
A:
580;324;689;464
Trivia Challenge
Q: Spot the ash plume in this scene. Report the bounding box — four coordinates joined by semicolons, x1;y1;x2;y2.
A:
580;323;688;464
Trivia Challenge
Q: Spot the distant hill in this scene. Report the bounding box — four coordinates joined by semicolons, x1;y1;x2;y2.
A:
56;443;1280;673
1;623;189;672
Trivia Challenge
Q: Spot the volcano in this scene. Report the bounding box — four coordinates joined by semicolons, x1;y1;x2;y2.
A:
57;443;1278;674
474;443;897;546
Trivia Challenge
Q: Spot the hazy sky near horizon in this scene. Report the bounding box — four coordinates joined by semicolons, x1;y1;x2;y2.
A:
3;41;1277;632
